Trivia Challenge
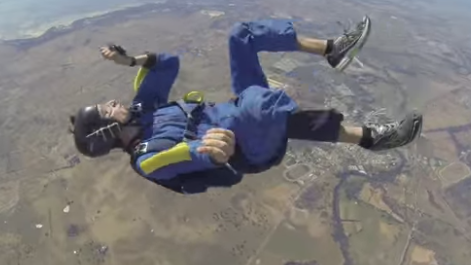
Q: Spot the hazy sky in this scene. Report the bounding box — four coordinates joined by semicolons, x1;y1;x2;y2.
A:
0;0;468;40
0;0;163;39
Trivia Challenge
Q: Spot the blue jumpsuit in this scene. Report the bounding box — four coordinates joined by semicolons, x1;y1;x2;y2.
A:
132;19;300;182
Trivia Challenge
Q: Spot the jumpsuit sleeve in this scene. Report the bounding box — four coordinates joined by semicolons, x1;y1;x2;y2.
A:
133;140;219;181
132;53;180;106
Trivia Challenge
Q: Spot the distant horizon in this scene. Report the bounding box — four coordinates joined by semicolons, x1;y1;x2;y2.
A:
0;2;175;50
1;0;469;42
0;0;167;41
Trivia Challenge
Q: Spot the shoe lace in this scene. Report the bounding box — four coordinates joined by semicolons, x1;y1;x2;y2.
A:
336;20;352;35
336;19;362;39
333;19;366;68
365;108;408;147
364;108;394;125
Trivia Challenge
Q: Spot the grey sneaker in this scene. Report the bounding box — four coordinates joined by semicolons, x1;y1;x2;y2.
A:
368;110;423;151
326;15;372;71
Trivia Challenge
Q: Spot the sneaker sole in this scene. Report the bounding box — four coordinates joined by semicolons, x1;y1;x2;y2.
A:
336;15;372;71
411;112;423;142
402;111;423;148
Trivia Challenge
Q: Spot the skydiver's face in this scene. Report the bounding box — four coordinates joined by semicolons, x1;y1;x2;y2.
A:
98;100;130;124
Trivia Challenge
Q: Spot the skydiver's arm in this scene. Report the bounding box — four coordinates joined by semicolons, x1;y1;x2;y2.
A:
100;46;178;105
134;140;220;181
125;53;151;67
134;128;235;180
132;53;180;105
100;46;151;67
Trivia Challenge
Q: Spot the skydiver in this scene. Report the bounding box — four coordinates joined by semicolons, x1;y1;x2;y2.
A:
69;16;423;193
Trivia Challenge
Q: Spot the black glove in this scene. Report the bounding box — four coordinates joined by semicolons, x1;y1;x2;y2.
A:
108;44;136;66
108;44;127;55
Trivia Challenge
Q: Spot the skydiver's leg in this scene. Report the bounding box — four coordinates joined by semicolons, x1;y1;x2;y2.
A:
286;109;423;151
297;15;372;71
228;19;296;95
228;17;371;95
229;19;336;95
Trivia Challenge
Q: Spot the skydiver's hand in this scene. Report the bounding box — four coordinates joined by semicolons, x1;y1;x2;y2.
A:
100;46;133;66
197;128;236;165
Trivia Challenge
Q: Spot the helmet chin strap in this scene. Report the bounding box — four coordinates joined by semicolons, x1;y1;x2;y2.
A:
86;122;122;140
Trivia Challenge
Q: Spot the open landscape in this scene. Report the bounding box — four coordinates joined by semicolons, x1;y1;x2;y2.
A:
0;0;470;264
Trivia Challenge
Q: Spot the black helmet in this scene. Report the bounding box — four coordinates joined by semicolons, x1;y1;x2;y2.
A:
69;105;122;157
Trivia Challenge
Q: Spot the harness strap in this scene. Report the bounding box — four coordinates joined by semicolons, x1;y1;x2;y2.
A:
176;99;205;141
129;92;210;193
130;91;253;193
129;138;185;193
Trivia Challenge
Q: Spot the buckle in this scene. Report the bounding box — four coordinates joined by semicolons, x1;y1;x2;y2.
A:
134;142;148;154
130;102;143;113
183;91;204;103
